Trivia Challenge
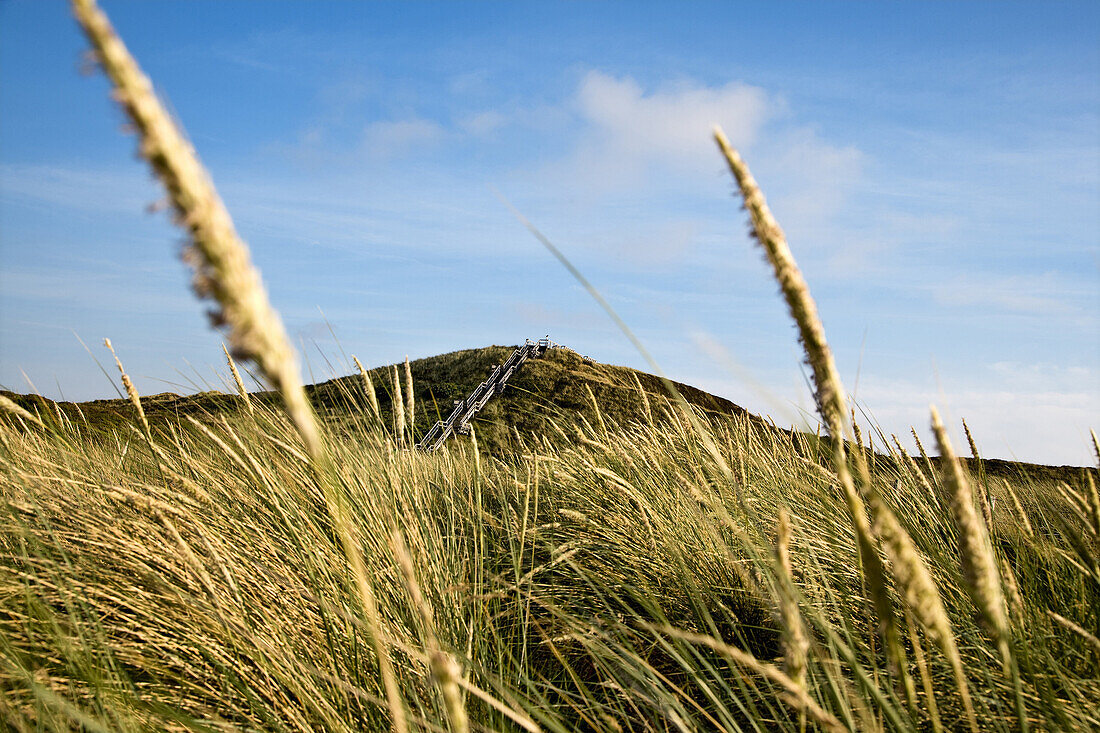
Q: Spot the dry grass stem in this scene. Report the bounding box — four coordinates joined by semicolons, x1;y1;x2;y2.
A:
71;0;320;460
392;532;469;733
868;491;976;732
1086;472;1100;538
69;12;412;733
404;356;415;439
1003;479;1035;540
103;338;151;442
655;626;846;733
962;419;994;534
0;395;45;430
775;509;808;688
713;126;846;439
905;610;943;733
223;343;253;415
932;407;1028;731
714;125;909;700
392;365;406;445
353;356;382;421
1048;611;1100;655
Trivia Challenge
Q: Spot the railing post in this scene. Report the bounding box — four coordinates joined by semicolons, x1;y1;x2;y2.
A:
414;337;557;451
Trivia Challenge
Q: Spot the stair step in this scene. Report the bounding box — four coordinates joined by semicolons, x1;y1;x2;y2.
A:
414;337;559;451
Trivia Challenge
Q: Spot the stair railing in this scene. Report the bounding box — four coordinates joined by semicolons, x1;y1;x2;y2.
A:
414;337;560;452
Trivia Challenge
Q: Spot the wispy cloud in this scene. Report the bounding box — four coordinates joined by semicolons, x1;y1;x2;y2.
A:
852;366;1099;467
0;164;159;215
575;71;772;167
931;271;1091;316
361;117;447;159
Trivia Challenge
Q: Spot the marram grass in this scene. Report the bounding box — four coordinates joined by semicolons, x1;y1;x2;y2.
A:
70;0;320;460
3;388;1097;731
0;2;1096;732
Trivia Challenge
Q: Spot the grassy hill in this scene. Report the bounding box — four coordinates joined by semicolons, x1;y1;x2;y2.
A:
3;343;1098;731
3;344;1088;489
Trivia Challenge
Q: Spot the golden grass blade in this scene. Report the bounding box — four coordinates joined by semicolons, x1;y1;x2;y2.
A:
71;0;320;460
223;344;254;416
392;365;406;445
911;427;938;488
392;532;469;733
775;509;808;689
654;626;846;733
631;372;654;427
1086;472;1100;539
904;610;943;733
1003;479;1035;540
347;538;410;733
0;395;45;430
962;419;994;534
404;356;415;439
1048;611;1100;655
103;338;151;442
353;356;382;421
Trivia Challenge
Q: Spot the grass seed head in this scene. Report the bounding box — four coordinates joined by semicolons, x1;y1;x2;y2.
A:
353;356;382;421
392;365;406;444
775;508;808;688
72;0;320;460
223;343;253;415
404;356;415;436
104;338;150;440
931;407;1010;658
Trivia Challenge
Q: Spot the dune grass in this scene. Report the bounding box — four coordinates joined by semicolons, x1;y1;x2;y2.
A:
2;379;1098;731
1;1;1098;730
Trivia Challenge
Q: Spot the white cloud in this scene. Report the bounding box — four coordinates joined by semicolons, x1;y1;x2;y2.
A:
523;70;864;238
760;126;863;230
458;110;507;137
575;71;772;167
361;118;446;158
851;366;1099;467
931;271;1090;316
0;163;159;215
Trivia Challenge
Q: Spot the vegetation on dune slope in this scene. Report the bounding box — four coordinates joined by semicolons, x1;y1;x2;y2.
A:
0;344;751;453
2;381;1098;731
1;343;1088;486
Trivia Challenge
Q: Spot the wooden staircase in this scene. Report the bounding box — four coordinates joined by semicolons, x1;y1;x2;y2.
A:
415;337;560;452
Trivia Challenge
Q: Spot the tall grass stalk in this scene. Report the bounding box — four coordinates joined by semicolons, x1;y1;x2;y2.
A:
0;395;45;430
715;126;975;732
353;355;382;421
103;338;150;444
392;531;469;733
223;343;254;416
393;365;406;445
70;5;413;731
70;0;320;459
932;407;1027;732
404;356;415;439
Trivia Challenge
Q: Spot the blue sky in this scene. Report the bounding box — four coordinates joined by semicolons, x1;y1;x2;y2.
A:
1;1;1097;465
